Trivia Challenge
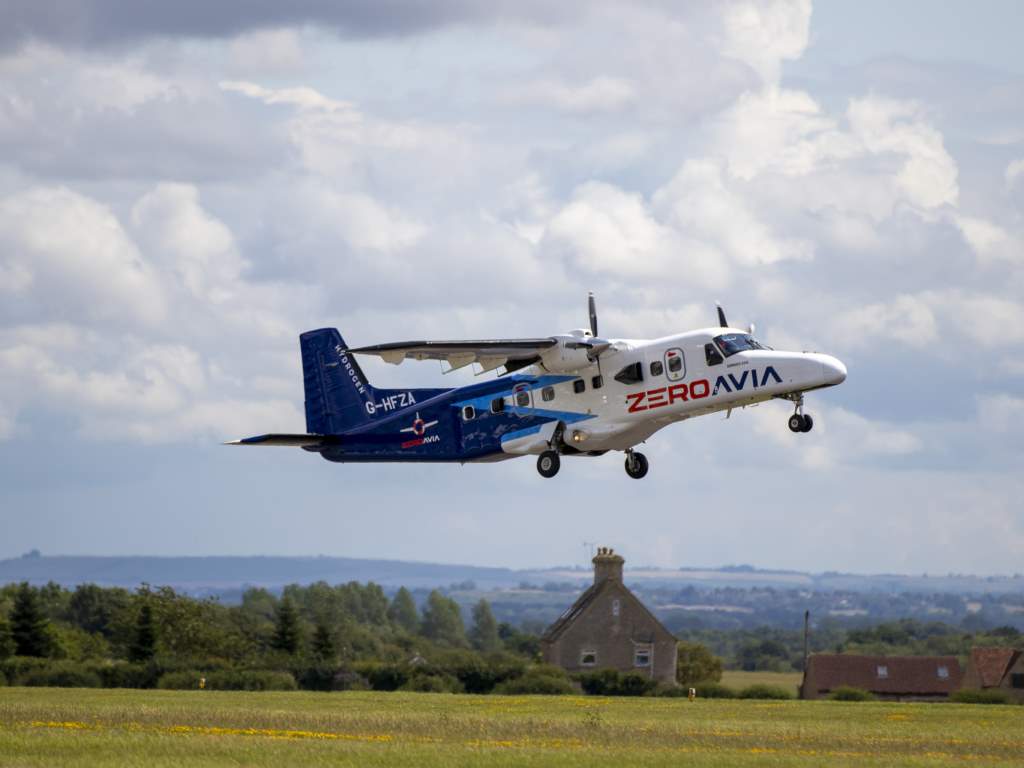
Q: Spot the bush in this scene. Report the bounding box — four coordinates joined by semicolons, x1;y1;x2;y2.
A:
158;669;297;691
399;672;463;693
738;684;793;700
1;656;51;684
952;689;1013;705
20;661;102;688
355;662;409;691
493;666;574;695
98;662;159;689
577;669;657;697
830;686;875;702
694;681;737;699
0;671;6;687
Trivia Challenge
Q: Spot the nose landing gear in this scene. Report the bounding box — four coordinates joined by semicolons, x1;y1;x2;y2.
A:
782;393;814;433
624;449;649;479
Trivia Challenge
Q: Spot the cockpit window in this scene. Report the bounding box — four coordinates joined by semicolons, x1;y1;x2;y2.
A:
714;333;770;358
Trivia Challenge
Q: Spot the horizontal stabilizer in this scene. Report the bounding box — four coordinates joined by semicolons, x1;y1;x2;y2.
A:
224;434;337;447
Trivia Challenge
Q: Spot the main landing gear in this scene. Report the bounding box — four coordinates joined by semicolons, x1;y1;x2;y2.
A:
783;392;814;433
624;449;649;480
537;450;560;478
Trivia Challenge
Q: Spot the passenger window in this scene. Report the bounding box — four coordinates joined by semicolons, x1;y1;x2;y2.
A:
573;379;586;394
705;343;723;367
515;390;530;407
614;362;643;385
542;386;555;402
650;360;663;377
490;397;505;413
462;405;475;421
665;348;685;381
592;375;603;389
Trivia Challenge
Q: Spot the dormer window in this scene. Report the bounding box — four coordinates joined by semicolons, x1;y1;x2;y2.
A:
876;665;888;679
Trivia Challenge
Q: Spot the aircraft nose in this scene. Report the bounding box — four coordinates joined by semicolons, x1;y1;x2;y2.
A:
819;355;847;386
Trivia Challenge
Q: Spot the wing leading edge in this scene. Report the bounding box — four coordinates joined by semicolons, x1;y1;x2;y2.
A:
347;338;558;374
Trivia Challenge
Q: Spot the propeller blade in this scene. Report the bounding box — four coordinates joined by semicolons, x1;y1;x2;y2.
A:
588;292;598;337
716;302;728;328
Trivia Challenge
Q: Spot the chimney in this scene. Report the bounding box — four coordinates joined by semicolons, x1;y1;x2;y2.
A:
592;546;625;584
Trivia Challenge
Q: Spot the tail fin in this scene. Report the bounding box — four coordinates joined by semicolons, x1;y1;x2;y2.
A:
300;328;375;434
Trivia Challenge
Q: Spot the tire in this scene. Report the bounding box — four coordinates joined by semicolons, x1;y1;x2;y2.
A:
537;450;560;478
625;452;649;479
800;414;814;432
788;414;804;433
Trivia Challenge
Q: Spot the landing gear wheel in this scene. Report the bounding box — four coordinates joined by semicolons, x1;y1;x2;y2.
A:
624;452;649;479
537;450;560;478
788;414;804;433
800;414;814;433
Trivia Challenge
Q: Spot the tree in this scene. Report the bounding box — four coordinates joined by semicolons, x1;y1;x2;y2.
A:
129;603;157;662
0;617;14;659
420;590;467;647
272;596;302;655
10;582;50;657
469;599;501;653
388;587;420;633
676;641;723;685
311;622;336;662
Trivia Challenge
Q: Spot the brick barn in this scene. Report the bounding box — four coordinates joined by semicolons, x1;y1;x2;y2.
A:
801;654;962;701
962;647;1024;702
541;547;677;686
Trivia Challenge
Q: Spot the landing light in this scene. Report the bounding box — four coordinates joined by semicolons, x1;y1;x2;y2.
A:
572;430;587;443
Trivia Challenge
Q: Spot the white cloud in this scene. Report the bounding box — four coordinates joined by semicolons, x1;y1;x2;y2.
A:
720;0;812;85
228;29;305;75
501;75;637;113
1005;158;1024;189
830;295;938;348
0;186;167;327
954;215;1022;266
977;393;1024;434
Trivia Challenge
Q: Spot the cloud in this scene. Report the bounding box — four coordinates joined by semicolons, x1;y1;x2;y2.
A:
977;394;1024;434
830;295;938;349
720;0;812;84
501;76;637;113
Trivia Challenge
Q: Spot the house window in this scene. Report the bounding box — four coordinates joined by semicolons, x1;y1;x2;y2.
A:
542;386;555;402
490;397;505;413
1012;673;1024;689
580;649;597;666
573;379;586;394
612;599;620;617
876;665;888;679
650;360;664;377
592;375;603;389
937;666;949;680
614;362;643;385
634;647;651;667
461;405;475;421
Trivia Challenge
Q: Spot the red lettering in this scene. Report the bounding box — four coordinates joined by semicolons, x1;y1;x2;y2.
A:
626;392;647;413
690;379;710;399
668;383;689;403
646;387;667;408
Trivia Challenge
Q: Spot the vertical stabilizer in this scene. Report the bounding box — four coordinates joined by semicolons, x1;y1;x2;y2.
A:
300;328;374;434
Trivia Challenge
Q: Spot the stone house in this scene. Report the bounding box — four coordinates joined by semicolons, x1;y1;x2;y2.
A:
961;647;1024;702
541;547;677;685
800;654;962;701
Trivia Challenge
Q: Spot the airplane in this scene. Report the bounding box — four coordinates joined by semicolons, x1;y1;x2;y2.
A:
226;295;846;479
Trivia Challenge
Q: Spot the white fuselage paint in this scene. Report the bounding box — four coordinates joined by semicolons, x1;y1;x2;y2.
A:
499;326;846;455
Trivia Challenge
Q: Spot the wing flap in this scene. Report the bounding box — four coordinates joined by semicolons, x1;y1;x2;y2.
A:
347;338;557;371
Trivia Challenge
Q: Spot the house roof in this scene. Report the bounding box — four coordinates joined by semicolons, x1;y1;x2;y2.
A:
969;647;1020;688
805;654;962;695
541;578;673;645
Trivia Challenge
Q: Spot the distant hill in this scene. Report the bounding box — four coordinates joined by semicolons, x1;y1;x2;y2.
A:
2;553;1022;597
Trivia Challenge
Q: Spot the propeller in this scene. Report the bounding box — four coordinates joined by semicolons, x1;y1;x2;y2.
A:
588;291;598;337
716;301;728;328
566;292;611;361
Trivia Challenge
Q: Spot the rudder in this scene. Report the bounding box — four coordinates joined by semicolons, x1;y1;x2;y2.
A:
300;328;375;434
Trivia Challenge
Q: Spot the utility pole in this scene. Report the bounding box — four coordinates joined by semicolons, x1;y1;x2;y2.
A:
582;541;596;565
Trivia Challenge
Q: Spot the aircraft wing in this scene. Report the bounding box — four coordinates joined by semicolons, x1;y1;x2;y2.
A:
347;338;558;374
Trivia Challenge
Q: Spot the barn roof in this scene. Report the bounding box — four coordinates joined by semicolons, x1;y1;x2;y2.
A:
805;654;962;696
969;647;1020;688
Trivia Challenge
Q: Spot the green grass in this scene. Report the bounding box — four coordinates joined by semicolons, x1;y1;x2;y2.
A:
1;687;1022;766
720;670;803;693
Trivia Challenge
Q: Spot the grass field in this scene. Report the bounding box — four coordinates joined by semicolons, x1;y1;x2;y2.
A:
1;687;1023;767
719;670;803;693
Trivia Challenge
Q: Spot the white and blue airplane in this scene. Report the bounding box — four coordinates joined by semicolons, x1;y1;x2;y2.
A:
228;295;846;478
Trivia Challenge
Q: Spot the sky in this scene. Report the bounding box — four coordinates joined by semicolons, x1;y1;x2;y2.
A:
0;1;1022;575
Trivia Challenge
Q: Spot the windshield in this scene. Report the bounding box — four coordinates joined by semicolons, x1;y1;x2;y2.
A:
714;333;770;357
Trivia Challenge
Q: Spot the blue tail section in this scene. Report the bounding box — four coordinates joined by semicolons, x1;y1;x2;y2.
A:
300;328;449;435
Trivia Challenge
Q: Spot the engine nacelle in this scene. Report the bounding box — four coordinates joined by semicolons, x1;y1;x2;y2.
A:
539;336;595;373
